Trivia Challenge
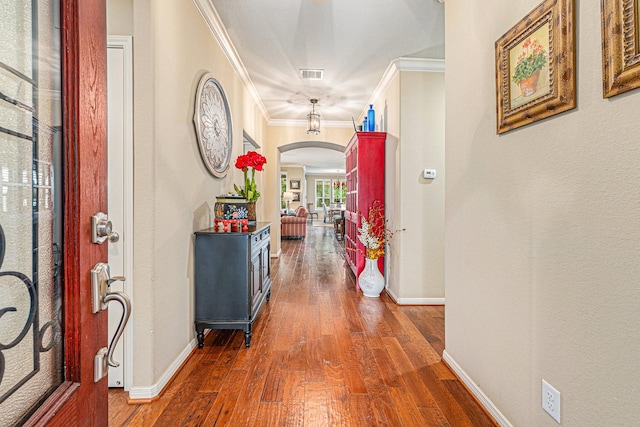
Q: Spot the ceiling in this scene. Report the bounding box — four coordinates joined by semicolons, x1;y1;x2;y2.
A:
208;0;445;170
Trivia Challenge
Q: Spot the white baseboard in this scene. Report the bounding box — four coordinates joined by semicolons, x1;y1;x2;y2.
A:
128;338;197;400
270;248;281;258
442;350;513;427
385;287;445;305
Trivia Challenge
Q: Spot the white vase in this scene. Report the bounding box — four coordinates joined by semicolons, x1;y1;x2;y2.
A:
359;258;384;297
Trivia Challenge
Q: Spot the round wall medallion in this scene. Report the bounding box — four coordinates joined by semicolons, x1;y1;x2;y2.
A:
193;73;233;178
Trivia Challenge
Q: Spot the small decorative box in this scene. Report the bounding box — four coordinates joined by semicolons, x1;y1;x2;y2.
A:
214;195;248;220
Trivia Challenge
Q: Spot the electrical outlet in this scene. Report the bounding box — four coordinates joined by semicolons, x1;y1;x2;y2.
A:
542;379;561;423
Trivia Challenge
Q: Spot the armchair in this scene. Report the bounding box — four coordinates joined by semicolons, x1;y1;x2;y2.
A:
281;206;309;239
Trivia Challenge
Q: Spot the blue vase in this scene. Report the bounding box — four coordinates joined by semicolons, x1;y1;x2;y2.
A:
362;117;368;132
367;104;375;131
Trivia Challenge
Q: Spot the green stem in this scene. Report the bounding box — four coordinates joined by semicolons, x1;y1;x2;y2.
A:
244;168;249;197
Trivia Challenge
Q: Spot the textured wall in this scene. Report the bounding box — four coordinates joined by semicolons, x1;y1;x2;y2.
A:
108;0;267;387
445;0;640;425
379;71;446;301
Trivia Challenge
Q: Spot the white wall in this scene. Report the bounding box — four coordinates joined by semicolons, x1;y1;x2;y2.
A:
373;68;446;302
445;1;640;425
108;0;267;390
281;166;304;210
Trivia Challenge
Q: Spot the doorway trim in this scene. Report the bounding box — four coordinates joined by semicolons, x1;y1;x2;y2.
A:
278;140;345;154
107;35;134;391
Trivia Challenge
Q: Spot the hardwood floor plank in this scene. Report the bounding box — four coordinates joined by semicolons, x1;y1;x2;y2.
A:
198;331;244;393
280;371;305;426
260;350;288;402
305;336;326;382
382;336;438;407
287;316;308;372
254;402;282;427
108;225;497;427
321;334;340;365
120;389;174;426
349;333;405;426
108;389;139;426
323;363;350;427
227;349;274;425
388;386;431;427
371;347;404;387
303;381;329;427
388;305;443;365
153;392;217;427
420;406;454;427
201;369;247;426
442;379;499;427
331;317;368;394
347;393;378;427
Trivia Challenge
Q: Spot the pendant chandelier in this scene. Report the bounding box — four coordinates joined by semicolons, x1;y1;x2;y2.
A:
306;98;320;135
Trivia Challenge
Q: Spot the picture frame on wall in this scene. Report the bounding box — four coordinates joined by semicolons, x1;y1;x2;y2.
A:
292;192;301;202
601;0;640;98
495;0;576;134
290;179;300;190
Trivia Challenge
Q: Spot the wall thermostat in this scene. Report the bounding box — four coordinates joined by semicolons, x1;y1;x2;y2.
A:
423;169;437;179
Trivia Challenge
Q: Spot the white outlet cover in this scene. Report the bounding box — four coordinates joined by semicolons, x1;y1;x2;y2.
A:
542;379;561;423
423;169;436;179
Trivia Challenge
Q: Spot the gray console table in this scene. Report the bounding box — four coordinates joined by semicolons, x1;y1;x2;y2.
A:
194;222;271;348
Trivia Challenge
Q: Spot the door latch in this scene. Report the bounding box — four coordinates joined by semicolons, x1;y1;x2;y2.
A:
91;211;120;244
92;262;131;382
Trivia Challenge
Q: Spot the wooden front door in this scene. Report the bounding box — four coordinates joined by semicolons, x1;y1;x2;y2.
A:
0;0;109;425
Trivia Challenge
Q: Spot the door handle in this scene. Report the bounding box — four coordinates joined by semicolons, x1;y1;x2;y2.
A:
91;262;131;381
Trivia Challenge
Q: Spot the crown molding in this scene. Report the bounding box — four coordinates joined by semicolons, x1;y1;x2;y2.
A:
192;0;270;122
364;57;445;117
268;119;353;128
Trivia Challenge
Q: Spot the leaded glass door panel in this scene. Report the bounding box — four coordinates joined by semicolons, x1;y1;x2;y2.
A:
1;0;109;424
0;1;64;424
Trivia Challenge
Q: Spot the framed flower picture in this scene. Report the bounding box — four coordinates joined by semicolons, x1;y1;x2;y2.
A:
601;0;640;98
495;0;576;134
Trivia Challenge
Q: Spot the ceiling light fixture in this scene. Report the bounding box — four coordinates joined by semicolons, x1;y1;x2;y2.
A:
307;98;321;135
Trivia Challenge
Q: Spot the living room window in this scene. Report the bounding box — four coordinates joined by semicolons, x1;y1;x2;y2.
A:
332;179;346;204
314;179;331;209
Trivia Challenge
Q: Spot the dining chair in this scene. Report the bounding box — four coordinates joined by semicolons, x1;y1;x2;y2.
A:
307;203;319;221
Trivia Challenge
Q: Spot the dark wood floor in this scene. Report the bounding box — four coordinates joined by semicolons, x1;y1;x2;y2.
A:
109;222;497;426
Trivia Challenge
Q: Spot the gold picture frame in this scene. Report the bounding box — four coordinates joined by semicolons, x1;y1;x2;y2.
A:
495;0;576;134
601;0;640;98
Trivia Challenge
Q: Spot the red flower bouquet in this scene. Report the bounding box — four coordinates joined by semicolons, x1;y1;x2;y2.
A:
233;151;267;202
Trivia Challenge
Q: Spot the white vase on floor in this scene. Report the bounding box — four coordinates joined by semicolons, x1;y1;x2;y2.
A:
359;258;384;297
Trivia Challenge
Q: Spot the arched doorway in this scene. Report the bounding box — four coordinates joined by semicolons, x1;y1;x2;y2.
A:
278;141;346;218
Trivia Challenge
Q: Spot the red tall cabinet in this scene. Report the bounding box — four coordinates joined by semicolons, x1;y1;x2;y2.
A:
345;132;386;281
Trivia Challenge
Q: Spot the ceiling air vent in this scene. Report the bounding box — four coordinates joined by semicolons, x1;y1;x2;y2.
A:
299;69;324;80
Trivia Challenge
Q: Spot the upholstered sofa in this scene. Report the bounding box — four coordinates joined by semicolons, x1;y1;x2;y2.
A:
281;206;309;239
